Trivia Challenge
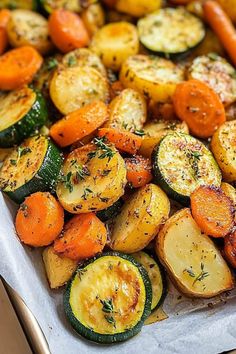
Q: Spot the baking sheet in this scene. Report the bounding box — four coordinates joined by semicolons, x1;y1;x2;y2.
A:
1;193;236;354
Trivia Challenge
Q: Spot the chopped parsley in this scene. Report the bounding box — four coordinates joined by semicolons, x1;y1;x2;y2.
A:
67;55;77;67
59;172;73;193
46;58;58;70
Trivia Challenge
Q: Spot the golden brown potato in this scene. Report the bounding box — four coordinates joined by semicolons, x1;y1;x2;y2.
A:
156;208;234;298
120;55;185;103
90;22;139;71
106;88;147;131
211;121;236;182
7;10;53;55
42;246;77;289
115;0;162;17
81;3;105;37
221;182;236;207
110;184;170;253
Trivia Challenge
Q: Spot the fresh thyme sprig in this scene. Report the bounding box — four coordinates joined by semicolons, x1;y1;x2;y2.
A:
88;137;115;161
100;298;116;328
184;263;209;286
82;187;93;200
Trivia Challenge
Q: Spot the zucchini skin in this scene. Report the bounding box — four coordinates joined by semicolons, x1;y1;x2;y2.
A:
0;91;48;148
151;142;190;206
96;198;124;222
6;138;63;204
148;252;167;311
64;251;152;344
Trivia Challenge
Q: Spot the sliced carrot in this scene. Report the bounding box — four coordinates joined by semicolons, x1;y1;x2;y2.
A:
0;9;11;55
98;128;142;155
50;101;108;147
204;1;236;66
173;79;226;138
190;185;234;238
15;192;64;247
125;155;152;188
224;229;236;268
54;213;107;261
48;9;89;53
0;46;43;90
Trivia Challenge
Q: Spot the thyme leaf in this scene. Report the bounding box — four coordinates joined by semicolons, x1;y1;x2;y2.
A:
46;58;58;70
82;187;93;200
100;298;113;313
104;315;116;328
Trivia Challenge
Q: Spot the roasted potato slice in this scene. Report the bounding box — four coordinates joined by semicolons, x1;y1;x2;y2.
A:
188;54;236;106
221;182;236;206
120;55;185;103
211;121;236;182
56;143;127;213
110;184;170;253
7;10;52;55
81;3;105;37
106;88;147;131
62;48;107;77
50;66;110;114
90;22;139;71
156;208;234;298
139;120;189;158
43;246;77;289
115;0;162;17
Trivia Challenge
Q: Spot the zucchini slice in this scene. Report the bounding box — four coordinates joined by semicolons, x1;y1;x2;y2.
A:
62;48;107;77
188;54;236;106
64;252;152;343
50;66;110;114
138;8;205;59
132;251;166;311
120;55;184;103
0;0;38;10
0;135;62;204
152;133;222;205
7;10;52;55
0;86;48;148
56;142;127;213
96;198;124;222
156;208;234;298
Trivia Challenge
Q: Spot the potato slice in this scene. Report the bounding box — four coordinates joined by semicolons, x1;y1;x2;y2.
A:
139;120;189;158
43;246;77;289
50;66;110;114
211;120;236;182
81;3;105;37
188;54;236;106
7;10;52;55
221;182;236;206
56;143;127;213
156;208;234;298
110;184;170;253
115;0;162;17
62;48;106;77
90;22;139;71
120;55;184;103
106;88;147;131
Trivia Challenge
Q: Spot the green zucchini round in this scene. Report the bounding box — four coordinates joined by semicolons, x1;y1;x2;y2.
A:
64;251;152;344
0;135;63;204
0;86;48;148
138;7;205;59
151;133;222;205
96;198;124;222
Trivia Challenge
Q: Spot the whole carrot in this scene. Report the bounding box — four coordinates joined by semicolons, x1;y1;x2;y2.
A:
204;1;236;66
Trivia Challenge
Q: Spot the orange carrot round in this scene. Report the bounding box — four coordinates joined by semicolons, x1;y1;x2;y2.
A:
125;155;152;188
49;9;89;53
0;46;43;90
204;1;236;66
0;9;11;55
54;213;107;261
98;128;142;155
15;192;64;247
50;101;108;147
173;79;226;138
191;185;234;238
224;229;236;268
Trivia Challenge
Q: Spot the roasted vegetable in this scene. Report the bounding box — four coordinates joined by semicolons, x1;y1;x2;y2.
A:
211;120;236;182
64;252;152;343
81;3;105;36
115;0;162;17
156;208;234;298
90;22;139;71
110;184;170;253
120;55;185;103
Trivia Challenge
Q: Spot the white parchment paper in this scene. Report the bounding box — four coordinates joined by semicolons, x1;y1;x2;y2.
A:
1;193;236;354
